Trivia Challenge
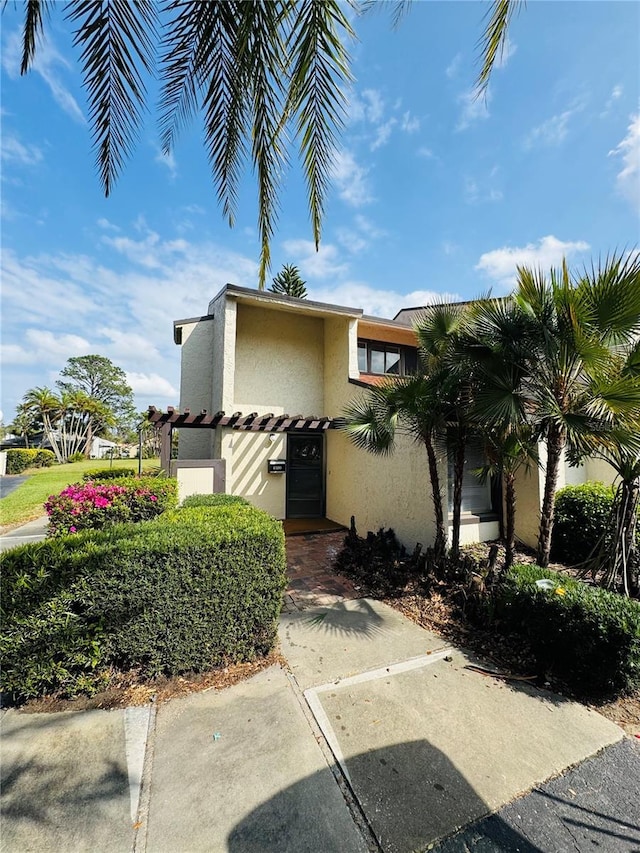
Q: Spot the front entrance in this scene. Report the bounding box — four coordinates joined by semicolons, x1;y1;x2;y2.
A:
286;433;325;518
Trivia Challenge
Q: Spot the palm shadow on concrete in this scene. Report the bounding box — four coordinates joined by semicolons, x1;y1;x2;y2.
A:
227;739;543;853
282;598;387;639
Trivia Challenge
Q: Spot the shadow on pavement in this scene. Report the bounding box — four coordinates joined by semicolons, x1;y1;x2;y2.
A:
284;597;386;639
227;739;543;853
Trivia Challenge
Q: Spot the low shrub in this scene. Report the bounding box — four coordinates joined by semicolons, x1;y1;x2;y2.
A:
552;482;614;565
82;467;139;481
0;502;286;701
5;448;55;474
67;452;86;463
45;477;177;536
334;520;424;596
181;493;249;508
493;564;640;698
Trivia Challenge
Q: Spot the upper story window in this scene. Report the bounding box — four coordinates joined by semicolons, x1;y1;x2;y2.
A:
358;340;418;376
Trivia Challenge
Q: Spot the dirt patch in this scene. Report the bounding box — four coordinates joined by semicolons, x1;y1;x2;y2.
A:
17;650;288;714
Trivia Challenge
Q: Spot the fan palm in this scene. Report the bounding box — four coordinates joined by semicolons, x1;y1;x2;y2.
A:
21;387;63;462
512;252;640;566
269;264;308;298
15;1;515;287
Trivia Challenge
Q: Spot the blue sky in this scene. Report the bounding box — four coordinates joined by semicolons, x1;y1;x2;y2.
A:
1;1;639;423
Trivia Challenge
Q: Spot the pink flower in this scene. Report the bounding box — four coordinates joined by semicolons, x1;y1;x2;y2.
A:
69;526;77;533
150;495;158;502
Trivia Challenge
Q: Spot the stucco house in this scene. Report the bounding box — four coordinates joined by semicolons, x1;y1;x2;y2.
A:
156;283;612;551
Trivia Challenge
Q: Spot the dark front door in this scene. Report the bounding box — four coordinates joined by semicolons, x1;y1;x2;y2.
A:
286;433;325;518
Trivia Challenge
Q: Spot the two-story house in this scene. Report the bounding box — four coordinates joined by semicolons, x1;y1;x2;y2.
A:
159;283;502;549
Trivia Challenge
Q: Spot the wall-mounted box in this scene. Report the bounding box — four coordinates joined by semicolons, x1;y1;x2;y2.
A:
268;459;286;474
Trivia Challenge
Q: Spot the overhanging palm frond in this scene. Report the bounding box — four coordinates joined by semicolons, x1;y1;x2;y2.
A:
286;0;353;251
343;393;396;456
475;0;523;97
67;0;157;196
20;0;52;74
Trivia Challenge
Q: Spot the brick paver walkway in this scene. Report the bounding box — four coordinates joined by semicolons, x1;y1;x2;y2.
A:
283;531;362;611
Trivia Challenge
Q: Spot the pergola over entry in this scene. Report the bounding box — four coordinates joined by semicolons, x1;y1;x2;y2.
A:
147;406;345;473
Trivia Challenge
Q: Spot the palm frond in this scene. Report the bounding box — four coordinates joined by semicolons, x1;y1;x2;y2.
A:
285;0;353;250
575;249;640;344
67;0;157;196
20;0;52;74
475;0;523;98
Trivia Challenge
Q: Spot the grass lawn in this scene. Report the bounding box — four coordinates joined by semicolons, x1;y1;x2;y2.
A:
0;458;160;529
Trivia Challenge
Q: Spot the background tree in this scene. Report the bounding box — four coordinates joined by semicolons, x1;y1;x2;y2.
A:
57;355;136;453
269;264;308;298
15;1;513;286
21;387;63;462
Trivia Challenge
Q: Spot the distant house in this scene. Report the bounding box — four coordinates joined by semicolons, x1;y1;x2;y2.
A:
162;284;616;551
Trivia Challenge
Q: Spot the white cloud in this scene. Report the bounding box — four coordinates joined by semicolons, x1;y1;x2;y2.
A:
417;146;435;159
154;146;177;179
308;282;460;319
97;217;120;232
445;53;462;79
331;149;373;207
335;215;386;255
370;118;396;151
475;235;590;288
1;133;43;166
608;113;640;208
400;111;420;134
456;88;492;132
281;239;348;279
126;372;178;399
601;85;623;118
524;99;586;149
3;30;84;124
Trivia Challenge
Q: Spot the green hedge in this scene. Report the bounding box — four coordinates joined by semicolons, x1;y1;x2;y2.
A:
5;448;56;474
82;467;144;481
0;503;286;701
180;493;249;508
552;482;615;565
494;564;640;698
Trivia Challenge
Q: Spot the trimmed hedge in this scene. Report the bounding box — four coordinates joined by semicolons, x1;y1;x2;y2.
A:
0;502;286;701
181;493;249;508
552;482;614;565
5;448;55;474
82;467;144;481
494;564;640;698
45;477;178;536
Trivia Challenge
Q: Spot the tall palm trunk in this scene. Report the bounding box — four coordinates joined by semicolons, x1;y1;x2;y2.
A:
450;433;466;560
504;470;517;572
424;434;446;560
537;424;566;566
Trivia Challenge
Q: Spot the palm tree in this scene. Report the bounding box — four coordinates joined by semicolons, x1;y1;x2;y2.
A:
344;373;449;561
269;265;308;298
510;252;640;566
16;2;514;287
21;387;62;462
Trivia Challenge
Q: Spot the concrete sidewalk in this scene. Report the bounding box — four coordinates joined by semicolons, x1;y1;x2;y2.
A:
1;598;632;852
0;516;48;551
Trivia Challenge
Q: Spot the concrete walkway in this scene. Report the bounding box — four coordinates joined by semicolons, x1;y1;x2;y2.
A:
2;594;634;852
0;515;48;551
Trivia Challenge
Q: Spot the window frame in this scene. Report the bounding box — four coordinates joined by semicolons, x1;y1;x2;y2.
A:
357;339;416;377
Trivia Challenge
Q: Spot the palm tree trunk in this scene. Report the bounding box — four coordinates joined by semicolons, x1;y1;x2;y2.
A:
450;434;466;561
424;435;446;559
504;471;516;572
537;425;565;567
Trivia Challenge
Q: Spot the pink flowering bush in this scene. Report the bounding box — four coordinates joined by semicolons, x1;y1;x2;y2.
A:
45;477;177;537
